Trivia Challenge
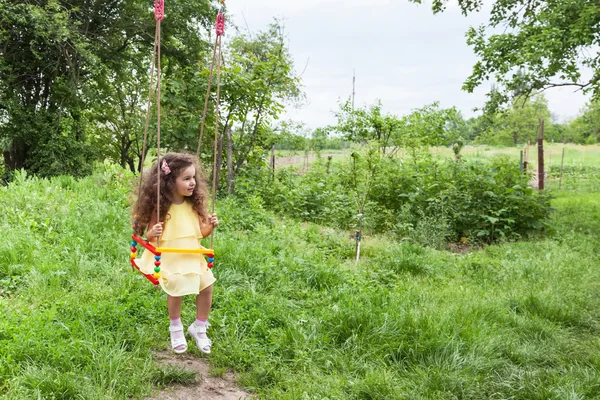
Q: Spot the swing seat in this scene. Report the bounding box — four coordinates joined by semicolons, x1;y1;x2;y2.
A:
129;235;215;287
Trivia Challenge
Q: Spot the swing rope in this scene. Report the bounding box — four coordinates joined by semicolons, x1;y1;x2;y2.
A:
155;0;164;248
137;0;225;246
196;0;226;249
138;21;159;190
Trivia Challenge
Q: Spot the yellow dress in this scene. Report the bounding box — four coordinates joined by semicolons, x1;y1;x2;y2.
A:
139;201;216;296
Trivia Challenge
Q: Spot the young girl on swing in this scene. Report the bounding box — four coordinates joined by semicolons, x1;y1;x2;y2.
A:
133;152;218;354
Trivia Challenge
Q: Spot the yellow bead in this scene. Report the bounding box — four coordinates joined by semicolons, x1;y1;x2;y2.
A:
130;252;137;259
153;273;160;280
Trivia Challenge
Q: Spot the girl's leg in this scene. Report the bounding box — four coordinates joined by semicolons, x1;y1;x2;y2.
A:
167;295;183;319
188;285;213;353
167;295;187;353
195;284;213;320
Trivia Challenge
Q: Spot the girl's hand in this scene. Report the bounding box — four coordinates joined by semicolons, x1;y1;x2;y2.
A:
147;222;163;240
209;213;219;228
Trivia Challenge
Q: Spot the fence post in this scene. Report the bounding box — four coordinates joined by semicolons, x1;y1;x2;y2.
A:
271;144;275;182
520;150;524;173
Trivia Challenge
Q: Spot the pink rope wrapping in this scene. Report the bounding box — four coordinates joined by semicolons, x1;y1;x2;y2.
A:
154;0;164;21
216;12;225;36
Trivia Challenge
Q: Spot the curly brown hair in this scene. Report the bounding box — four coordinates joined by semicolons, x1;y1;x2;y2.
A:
132;152;210;236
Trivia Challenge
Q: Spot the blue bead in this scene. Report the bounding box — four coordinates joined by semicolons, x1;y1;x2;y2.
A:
131;241;137;247
207;257;215;262
155;255;161;261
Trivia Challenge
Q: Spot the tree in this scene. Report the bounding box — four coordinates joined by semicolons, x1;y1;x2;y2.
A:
0;1;97;176
399;102;462;148
271;121;310;151
334;100;462;153
77;0;214;172
476;95;551;146
411;0;600;112
334;99;402;155
567;101;600;144
0;0;214;176
216;21;303;189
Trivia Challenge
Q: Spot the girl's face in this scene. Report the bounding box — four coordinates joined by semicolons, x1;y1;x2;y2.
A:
173;164;196;202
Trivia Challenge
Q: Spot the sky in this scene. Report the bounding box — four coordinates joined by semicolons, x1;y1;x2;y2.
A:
226;0;591;130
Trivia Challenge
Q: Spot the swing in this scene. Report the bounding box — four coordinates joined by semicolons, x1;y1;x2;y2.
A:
129;0;226;287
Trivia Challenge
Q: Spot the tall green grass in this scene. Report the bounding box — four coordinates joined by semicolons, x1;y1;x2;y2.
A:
1;165;600;399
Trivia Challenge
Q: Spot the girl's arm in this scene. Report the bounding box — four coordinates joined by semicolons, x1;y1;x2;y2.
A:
200;213;219;238
146;217;163;242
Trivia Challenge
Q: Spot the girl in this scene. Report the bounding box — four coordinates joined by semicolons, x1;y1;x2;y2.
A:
133;152;218;354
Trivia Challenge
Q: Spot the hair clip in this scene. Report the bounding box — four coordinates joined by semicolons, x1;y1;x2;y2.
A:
161;159;171;175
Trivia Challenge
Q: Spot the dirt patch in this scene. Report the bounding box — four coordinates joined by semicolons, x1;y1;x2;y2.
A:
447;241;473;254
148;351;252;400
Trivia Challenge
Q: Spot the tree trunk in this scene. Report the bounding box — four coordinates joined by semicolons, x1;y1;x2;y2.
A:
4;139;28;170
127;157;135;173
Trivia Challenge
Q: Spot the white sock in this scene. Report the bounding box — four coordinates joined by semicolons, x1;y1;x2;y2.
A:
170;318;185;350
194;318;209;339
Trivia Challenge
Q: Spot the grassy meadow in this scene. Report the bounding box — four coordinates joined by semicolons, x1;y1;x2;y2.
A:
1;147;599;399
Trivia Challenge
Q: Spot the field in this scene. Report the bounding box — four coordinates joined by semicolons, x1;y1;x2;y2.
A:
0;146;599;399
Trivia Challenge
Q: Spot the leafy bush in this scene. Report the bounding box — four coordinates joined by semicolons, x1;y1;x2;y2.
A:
237;152;552;245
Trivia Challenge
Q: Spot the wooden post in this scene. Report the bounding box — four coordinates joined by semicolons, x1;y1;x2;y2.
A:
304;151;309;172
271;144;275;181
355;213;363;263
523;142;530;172
226;125;234;195
537;119;545;191
520;150;524;173
559;147;565;189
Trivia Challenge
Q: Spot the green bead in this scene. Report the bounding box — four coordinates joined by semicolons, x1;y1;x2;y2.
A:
154;267;160;273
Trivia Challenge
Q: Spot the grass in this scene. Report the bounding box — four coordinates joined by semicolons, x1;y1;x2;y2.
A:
1;161;600;399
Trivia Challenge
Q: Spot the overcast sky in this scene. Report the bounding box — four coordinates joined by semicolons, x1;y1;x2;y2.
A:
227;0;591;130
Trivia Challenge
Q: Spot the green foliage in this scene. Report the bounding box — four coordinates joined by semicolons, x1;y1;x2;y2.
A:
242;150;552;245
0;0;215;175
565;100;600;144
334;100;402;154
218;21;304;179
271;121;345;152
400;102;464;148
333;100;463;153
411;0;600;112
475;95;551;146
